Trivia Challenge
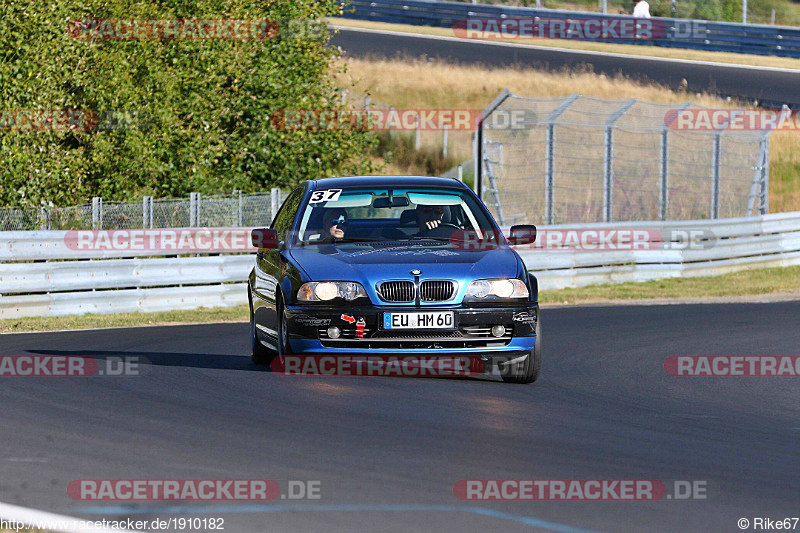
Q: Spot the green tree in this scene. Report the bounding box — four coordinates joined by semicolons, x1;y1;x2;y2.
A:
0;1;376;206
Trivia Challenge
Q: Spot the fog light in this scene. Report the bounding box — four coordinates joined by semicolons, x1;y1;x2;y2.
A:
491;325;506;337
327;326;341;339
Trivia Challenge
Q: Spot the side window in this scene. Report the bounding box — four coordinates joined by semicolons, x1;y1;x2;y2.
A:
271;187;304;241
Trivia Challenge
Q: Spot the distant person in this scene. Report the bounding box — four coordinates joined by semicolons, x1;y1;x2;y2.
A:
633;0;651;18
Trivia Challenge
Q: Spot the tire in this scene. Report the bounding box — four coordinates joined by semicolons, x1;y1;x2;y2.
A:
501;317;541;384
276;294;292;360
250;293;276;366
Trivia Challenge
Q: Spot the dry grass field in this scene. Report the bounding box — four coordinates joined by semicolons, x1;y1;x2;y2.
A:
334;57;800;212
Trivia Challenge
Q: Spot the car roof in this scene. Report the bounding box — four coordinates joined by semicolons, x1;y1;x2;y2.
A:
308;175;469;190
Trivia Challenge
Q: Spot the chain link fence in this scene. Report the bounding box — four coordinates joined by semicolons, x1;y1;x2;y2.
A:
478;91;772;225
0;190;284;231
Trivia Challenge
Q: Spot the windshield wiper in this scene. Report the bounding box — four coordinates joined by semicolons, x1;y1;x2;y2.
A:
335;238;382;243
410;236;451;242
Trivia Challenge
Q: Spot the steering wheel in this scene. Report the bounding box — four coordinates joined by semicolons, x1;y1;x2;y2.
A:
414;223;460;240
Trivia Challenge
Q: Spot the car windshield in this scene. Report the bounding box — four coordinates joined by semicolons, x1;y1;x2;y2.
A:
293;186;499;246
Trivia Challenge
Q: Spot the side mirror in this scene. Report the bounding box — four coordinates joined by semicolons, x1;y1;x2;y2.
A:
509;225;537;246
251;228;279;249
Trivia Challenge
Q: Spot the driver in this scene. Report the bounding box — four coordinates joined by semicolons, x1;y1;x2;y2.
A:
416;205;446;231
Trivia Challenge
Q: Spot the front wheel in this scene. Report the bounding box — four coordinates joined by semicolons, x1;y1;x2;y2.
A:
501;317;541;384
250;299;276;366
276;295;292;360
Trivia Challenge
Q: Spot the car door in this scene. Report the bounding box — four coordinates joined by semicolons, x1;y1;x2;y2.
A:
252;186;305;342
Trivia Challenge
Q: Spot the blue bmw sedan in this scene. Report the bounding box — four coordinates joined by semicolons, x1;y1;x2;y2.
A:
248;176;541;384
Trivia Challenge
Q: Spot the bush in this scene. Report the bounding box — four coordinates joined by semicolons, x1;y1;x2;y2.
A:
373;132;462;176
0;1;377;206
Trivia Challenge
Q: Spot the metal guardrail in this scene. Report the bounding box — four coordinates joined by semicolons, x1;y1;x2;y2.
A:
342;0;800;58
517;211;800;287
1;211;799;318
3;284;247;320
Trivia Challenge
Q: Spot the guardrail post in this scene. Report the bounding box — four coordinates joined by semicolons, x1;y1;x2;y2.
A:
190;192;200;227
759;133;770;214
39;205;50;230
271;188;281;223
389;106;395;139
443;124;448;158
457;164;463;182
661;102;691;221
543;94;581;225
365;96;371;110
603;128;613;222
482;140;506;225
603;99;637;223
545;123;555;224
660;129;669;221
476;89;513;205
745;116;773;217
711;132;721;219
237;189;243;227
471;131;479;193
142;196;153;229
92;197;103;229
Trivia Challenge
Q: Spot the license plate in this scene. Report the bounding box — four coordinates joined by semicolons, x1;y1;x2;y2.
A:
383;311;455;329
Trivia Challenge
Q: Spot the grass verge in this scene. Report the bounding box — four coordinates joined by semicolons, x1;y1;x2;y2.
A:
2;266;799;333
539;264;800;304
0;306;249;334
328;17;800;71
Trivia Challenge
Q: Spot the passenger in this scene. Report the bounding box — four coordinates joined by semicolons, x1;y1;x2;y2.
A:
322;208;347;242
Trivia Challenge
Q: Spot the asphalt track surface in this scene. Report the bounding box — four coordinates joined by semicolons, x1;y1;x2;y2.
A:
330;27;800;108
2;301;799;532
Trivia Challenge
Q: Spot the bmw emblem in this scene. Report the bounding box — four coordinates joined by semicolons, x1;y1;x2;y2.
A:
410;269;422;276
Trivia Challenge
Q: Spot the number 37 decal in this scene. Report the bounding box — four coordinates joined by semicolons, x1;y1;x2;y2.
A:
309;189;342;203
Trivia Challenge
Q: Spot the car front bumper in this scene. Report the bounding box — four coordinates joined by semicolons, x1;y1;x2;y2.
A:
284;303;538;369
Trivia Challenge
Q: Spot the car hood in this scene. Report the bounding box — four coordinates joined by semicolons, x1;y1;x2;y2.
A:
289;243;523;285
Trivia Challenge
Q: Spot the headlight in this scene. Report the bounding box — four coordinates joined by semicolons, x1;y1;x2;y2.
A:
298;281;368;302
466;278;529;299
